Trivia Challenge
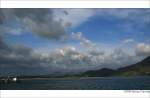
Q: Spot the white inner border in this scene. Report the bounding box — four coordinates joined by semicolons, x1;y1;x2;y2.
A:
1;90;150;97
0;0;150;8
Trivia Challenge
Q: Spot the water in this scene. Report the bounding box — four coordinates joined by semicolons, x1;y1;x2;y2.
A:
1;76;150;90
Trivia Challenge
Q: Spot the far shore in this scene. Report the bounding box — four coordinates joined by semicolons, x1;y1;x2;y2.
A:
1;75;150;81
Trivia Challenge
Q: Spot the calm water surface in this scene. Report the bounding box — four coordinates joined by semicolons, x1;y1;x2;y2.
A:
1;76;150;90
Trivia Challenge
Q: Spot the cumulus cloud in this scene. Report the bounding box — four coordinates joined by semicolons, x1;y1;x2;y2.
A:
50;46;93;68
136;43;150;57
72;32;95;48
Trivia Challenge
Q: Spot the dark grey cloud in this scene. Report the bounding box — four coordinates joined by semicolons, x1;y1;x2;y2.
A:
0;10;4;25
0;9;69;40
0;37;51;75
0;36;4;48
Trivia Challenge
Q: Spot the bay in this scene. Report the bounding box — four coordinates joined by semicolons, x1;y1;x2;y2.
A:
1;76;150;90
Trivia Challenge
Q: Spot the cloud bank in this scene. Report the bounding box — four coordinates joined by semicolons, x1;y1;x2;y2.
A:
1;32;149;76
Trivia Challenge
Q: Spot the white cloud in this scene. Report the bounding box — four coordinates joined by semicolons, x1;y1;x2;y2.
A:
136;43;150;57
2;26;23;35
122;38;135;44
72;32;95;48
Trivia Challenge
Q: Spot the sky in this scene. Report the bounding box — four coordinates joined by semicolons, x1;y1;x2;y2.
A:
0;9;150;76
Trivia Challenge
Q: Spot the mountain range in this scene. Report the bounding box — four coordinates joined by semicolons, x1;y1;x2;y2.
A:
79;56;150;77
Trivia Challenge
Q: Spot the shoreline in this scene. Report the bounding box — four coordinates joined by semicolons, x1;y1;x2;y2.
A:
21;75;150;80
1;75;150;81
